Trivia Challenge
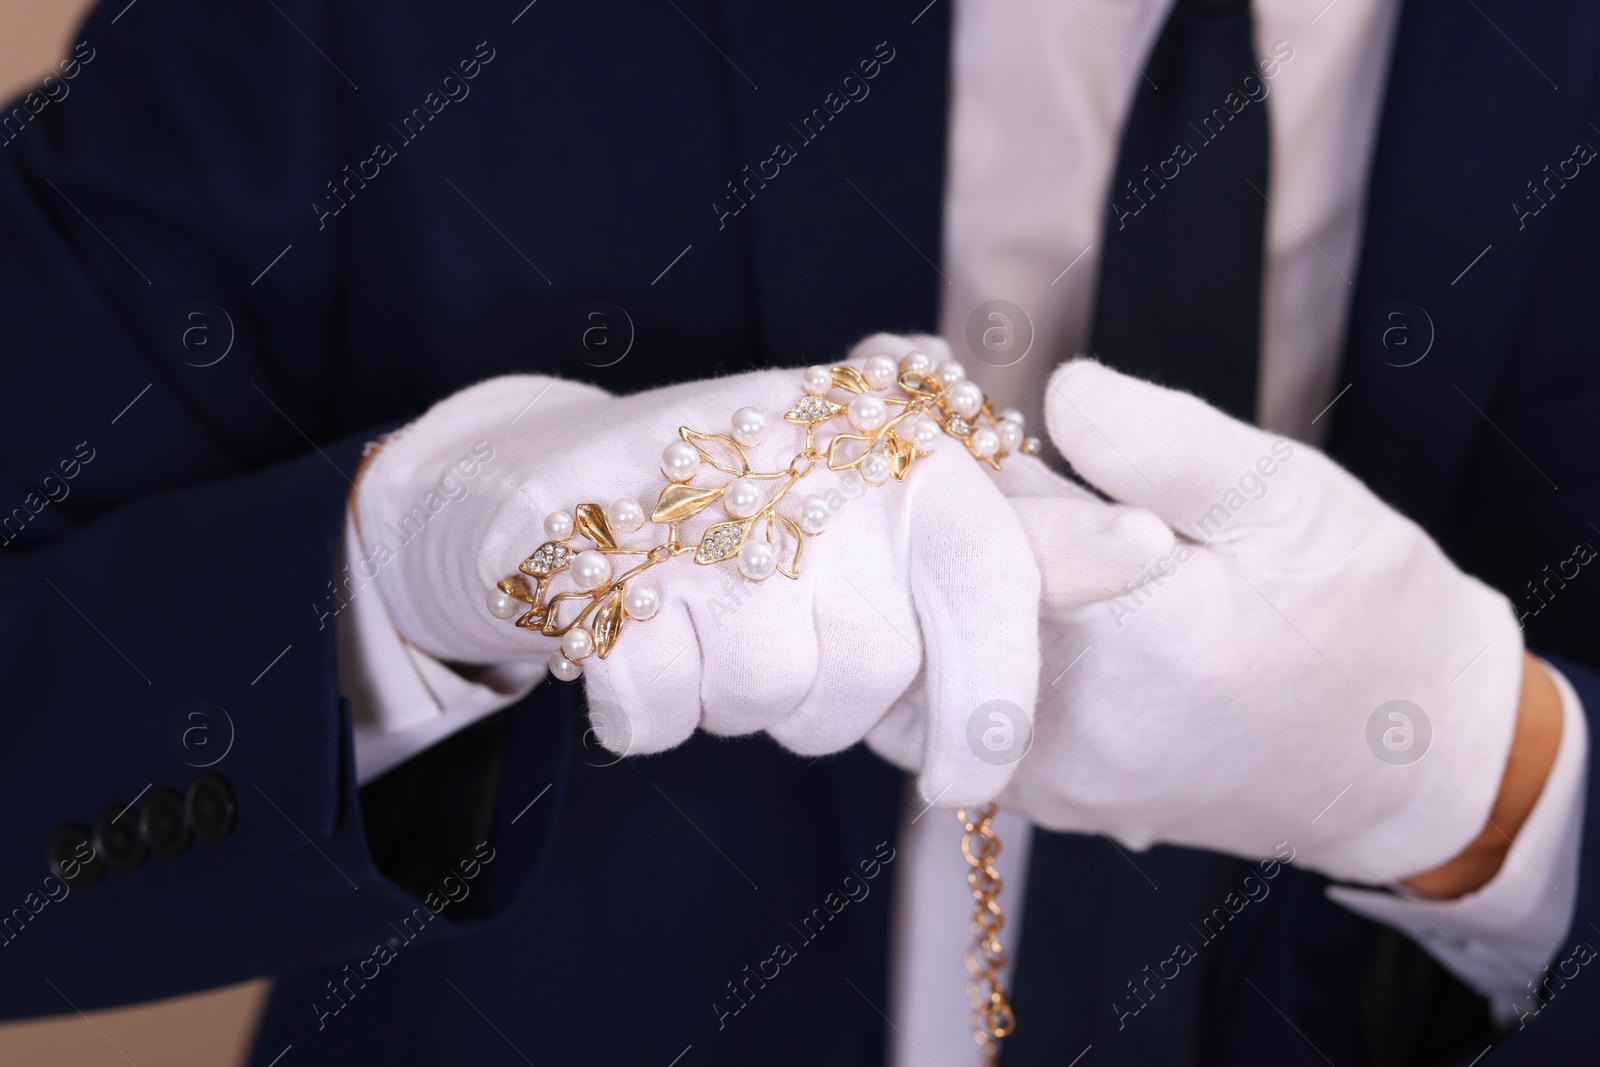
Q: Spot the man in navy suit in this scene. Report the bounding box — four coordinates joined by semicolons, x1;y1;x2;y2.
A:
0;1;1595;1065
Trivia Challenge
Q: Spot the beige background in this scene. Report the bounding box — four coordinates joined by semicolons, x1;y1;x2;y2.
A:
2;3;270;1063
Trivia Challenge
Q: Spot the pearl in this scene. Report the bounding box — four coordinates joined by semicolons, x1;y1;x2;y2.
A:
862;354;898;390
549;651;583;682
947;380;984;419
861;453;892;486
971;427;1001;458
571;549;610;590
899;350;932;375
1022;436;1042;455
737;539;778;581
661;441;700;482
487;586;522;619
934;359;966;386
797;494;831;534
543;510;574;540
846;394;889;432
731;406;767;447
623;584;660;620
724;477;763;518
608;498;645;533
562;626;595;660
997;420;1025;453
907;415;942;452
998;408;1025;425
803;365;833;396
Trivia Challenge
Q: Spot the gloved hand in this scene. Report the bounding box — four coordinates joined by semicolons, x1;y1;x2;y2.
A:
1000;359;1524;885
355;364;1049;805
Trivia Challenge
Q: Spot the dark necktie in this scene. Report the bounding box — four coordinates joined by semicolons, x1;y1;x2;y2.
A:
1087;0;1268;422
1002;3;1268;1064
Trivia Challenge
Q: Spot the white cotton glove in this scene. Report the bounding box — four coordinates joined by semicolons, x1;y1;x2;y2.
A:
834;335;1181;794
1000;359;1525;886
354;365;1044;806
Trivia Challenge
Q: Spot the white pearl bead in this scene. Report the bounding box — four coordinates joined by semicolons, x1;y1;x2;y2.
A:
571;549;610;590
861;453;892;486
1022;436;1042;455
934;359;966;386
487;586;522;619
907;415;942;452
724;477;763;518
737;539;778;581
899;350;932;375
803;365;833;396
998;408;1025;425
846;394;888;432
947;380;984;419
543;510;574;540
608;498;645;533
997;420;1025;454
562;626;595;660
971;427;1001;458
623;584;660;620
730;406;767;447
549;651;583;682
797;494;831;534
862;355;898;390
661;441;700;482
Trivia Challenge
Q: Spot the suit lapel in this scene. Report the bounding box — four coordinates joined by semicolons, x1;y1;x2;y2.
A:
1328;0;1600;527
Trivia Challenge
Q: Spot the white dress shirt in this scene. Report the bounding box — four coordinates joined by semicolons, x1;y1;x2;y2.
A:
339;0;1588;1060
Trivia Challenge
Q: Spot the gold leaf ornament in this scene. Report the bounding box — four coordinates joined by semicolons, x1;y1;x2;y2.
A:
830;365;872;394
695;520;748;564
885;432;913;481
592;591;624;658
573;503;617;549
650;482;726;525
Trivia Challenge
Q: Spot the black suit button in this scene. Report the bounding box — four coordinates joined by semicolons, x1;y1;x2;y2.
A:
185;774;236;843
92;807;147;873
139;790;191;858
46;825;102;889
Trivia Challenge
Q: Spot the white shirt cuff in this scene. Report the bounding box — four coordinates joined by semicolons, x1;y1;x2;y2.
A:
336;512;544;784
1326;658;1588;1022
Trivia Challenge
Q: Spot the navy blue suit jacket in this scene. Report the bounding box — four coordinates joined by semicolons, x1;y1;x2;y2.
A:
0;2;1595;1064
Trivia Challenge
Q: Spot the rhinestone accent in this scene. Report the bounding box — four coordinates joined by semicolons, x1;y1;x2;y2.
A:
696;521;747;564
522;541;572;577
785;396;842;424
945;414;972;437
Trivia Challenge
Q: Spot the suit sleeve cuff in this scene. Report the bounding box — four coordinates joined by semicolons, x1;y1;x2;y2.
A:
1325;657;1588;1020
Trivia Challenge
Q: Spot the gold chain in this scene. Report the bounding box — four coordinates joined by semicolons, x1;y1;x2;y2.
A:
959;803;1014;1065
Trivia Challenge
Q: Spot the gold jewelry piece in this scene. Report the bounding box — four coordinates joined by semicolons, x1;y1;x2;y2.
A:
960;802;1015;1065
489;358;1040;679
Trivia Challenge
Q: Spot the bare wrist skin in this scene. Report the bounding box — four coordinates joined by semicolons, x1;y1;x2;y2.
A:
1401;652;1564;899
